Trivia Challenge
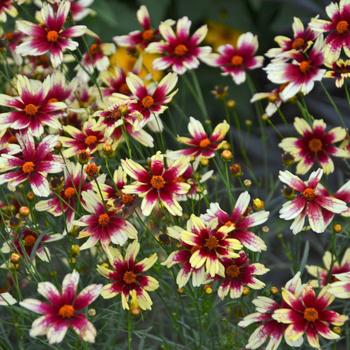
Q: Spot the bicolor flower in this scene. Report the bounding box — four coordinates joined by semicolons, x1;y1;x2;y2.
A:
273;285;348;349
60;119;105;159
279;169;347;234
46;71;76;104
0;75;66;136
162;225;208;288
0;133;63;197
146;16;211;75
169;117;229;163
112;72;178;122
204;32;264;84
17;1;86;67
35;161;93;230
69;0;94;21
75;190;137;250
202;192;269;252
310;0;350;63
329;272;350;299
99;67;132;97
266;17;316;59
325;59;350;87
279;118;348;174
2;228;63;262
265;36;325;101
215;251;269;299
98;240;159;310
307;248;350;287
114;5;160;48
178;214;242;277
121;153;191;216
238;272;304;350
0;0;17;23
20;270;102;344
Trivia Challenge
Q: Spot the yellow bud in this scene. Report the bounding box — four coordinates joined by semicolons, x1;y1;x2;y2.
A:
88;308;96;317
177;287;185;294
203;284;213;294
252;198;265;211
19;206;30;217
243;179;252;188
10;253;20;264
333;223;342;233
200;157;209;166
71;244;80;256
221;150;233;160
226;99;236;109
262;226;270;233
27;192;35;200
271;286;279;295
333;326;342;335
242;287;250;296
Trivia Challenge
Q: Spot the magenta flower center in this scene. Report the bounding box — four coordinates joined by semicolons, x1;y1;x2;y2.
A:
231;55;244;66
64;186;76;199
226;264;240;278
291;37;305;50
204;236;219;250
299;60;311;74
302;187;316;200
24;103;39;116
308;138;323;152
150;175;166;190
58;304;75;318
174;44;188;56
199;138;211;148
336;20;349;34
98;213;110;226
24;234;36;247
22;161;35;174
303;307;319;322
85;135;98;146
123;271;137;284
47;30;59;42
142;29;154;41
141;95;154;108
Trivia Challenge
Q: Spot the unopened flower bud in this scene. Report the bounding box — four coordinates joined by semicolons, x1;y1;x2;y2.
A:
54;141;62;151
333;326;342;334
242;287;250;296
78;150;90;164
262;226;269;233
19;206;30;217
71;244;80;256
200;157;209;166
10;253;20;264
243;179;252;187
27;192;35;200
226;99;236;109
203;284;213;294
221;150;233;160
230;163;242;176
85;163;99;178
88;308;96;317
271;286;279;295
253;198;265;211
333;223;342;234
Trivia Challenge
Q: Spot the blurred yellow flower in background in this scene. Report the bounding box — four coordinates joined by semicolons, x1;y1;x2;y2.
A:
205;20;240;49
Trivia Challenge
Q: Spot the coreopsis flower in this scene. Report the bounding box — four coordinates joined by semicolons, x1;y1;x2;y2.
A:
310;0;350;63
250;84;287;117
168;117;229;163
112;72;178;123
60;119;105;158
325;59;350;87
69;0;94;21
1;30;24;64
204;32;264;84
162;225;208;288
20;270;102;344
265;36;325;101
239;272;304;350
46;71;76;104
177;214;242;277
99;67;132;97
2;228;63;262
146;16;211;75
121;153;191;216
35;161;93;230
114;5;160;48
75;190;137;250
0;75;66;136
266;17;316;59
0;0;17;22
215;251;268;299
279;118;348;174
273;285;348;349
307;248;350;287
329;271;350;299
98;240;159;310
16;1;86;67
0;292;16;306
279;169;347;234
202;191;269;252
96;102;154;148
0;133;63;197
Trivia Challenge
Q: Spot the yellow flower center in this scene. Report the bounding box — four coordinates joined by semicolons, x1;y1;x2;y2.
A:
98;213;110;226
308;138;323;152
24;104;38;116
304;307;319;322
85;135;98;146
336;20;349;34
58;304;75;318
226;264;240;278
199;138;211;148
299;60;311;73
303;187;316;200
141;95;154;108
47;30;59;42
123;271;137;284
150;175;166;190
174;44;188;56
291;37;305;50
64;186;76;199
231;55;244;66
22;161;35;174
205;236;219;250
